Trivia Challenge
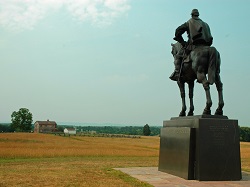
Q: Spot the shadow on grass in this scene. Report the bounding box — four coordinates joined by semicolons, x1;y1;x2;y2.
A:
104;168;153;187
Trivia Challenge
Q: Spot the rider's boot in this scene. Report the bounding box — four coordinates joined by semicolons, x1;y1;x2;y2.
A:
169;70;180;81
170;59;181;81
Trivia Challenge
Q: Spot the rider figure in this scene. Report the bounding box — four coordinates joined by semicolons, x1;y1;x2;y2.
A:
170;9;213;81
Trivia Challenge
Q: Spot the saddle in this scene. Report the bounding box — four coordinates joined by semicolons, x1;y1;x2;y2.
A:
182;44;204;63
183;54;191;63
182;44;197;63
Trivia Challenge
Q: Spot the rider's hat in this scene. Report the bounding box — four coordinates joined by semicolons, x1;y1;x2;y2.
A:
191;9;199;16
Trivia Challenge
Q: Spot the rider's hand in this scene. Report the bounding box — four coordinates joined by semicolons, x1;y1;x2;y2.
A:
181;41;187;47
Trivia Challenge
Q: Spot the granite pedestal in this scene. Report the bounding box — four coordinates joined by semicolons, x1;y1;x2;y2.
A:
158;115;242;181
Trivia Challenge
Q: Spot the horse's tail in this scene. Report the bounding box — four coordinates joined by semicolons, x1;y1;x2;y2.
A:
208;46;219;85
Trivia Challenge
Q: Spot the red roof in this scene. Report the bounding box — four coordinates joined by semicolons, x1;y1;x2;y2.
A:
35;120;57;125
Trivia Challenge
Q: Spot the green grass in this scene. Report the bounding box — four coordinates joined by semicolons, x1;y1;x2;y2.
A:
105;168;153;187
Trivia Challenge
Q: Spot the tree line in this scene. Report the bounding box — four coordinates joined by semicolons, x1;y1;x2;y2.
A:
0;123;160;136
2;123;250;141
239;127;250;142
2;107;250;140
61;124;160;136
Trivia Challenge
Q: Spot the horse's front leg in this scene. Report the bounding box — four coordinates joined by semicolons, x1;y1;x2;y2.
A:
188;81;194;116
177;81;186;116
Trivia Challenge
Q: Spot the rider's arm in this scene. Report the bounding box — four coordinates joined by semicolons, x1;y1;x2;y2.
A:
206;24;213;46
173;22;189;45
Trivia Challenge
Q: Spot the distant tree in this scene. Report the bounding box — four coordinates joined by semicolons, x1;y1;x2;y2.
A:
143;124;151;136
150;126;161;136
0;124;11;132
11;108;33;132
57;125;64;132
239;127;250;142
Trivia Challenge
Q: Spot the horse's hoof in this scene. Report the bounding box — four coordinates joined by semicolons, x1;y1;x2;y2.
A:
215;109;223;115
179;111;186;117
203;109;211;115
187;111;194;116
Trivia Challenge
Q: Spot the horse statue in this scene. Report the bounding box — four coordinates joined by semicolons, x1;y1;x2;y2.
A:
171;42;224;116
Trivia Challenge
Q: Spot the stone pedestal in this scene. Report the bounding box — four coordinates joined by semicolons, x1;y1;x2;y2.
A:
158;115;242;181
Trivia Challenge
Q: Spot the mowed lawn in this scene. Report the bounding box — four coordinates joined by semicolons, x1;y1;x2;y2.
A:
0;133;250;187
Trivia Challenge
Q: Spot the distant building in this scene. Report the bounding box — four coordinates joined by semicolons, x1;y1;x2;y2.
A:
89;130;96;134
64;128;76;135
34;120;57;133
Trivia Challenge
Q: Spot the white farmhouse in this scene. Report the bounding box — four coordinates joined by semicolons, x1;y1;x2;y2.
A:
64;128;76;135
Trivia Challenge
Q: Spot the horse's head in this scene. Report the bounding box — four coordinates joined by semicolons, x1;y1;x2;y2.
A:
171;42;182;57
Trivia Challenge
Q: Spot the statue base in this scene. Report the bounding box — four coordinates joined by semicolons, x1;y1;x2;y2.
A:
158;115;242;181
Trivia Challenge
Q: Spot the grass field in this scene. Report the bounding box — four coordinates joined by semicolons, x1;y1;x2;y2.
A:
0;133;159;187
0;133;249;187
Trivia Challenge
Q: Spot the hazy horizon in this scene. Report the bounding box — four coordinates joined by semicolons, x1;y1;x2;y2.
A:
0;121;161;127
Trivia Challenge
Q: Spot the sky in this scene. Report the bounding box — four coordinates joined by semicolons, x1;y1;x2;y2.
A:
0;0;250;126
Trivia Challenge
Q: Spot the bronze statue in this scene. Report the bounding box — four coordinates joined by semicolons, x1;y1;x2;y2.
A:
170;9;224;116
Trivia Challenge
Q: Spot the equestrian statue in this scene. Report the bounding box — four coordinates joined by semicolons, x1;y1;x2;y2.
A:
169;9;224;116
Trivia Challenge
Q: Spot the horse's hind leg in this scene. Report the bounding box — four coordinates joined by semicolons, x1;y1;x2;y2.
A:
187;81;194;116
197;71;212;115
177;81;186;116
213;52;224;115
203;82;212;115
215;74;224;115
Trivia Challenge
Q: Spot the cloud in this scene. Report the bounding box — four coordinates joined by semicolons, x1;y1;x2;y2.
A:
67;0;130;26
0;0;130;31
